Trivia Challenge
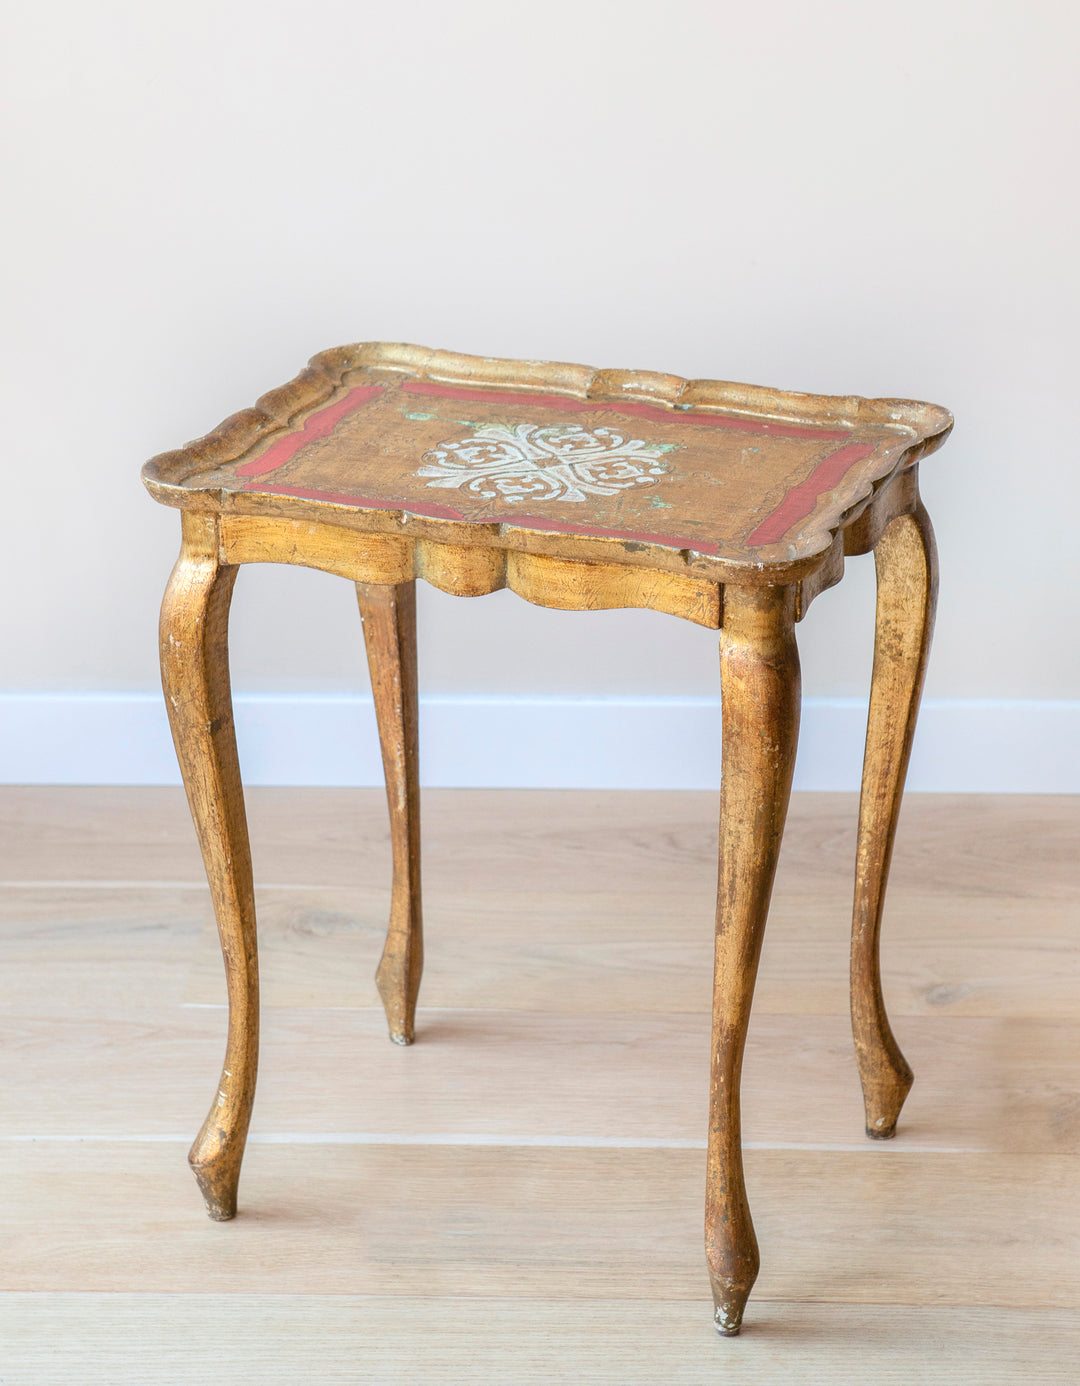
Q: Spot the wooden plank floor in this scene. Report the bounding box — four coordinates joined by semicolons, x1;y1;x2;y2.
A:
1;788;1078;1383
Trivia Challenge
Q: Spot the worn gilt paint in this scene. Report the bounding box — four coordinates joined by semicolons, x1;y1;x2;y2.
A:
144;343;951;1338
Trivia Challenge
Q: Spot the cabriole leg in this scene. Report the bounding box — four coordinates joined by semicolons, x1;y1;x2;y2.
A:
707;585;801;1336
160;512;259;1220
356;580;423;1045
851;500;938;1137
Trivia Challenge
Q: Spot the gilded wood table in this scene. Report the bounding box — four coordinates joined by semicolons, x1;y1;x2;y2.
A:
143;343;951;1335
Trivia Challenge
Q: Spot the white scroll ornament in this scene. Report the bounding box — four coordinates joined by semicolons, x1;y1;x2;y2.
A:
417;423;672;504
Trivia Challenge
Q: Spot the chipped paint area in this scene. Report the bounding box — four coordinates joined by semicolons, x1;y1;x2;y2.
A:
416;422;672;504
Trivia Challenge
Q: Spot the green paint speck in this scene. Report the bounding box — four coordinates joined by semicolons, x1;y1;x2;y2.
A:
404;411;437;421
649;496;674;509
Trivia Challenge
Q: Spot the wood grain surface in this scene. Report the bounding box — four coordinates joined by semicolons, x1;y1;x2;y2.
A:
2;1297;1075;1386
1;788;1077;1379
4;788;1074;898
4;1008;1078;1152
3;1142;1076;1305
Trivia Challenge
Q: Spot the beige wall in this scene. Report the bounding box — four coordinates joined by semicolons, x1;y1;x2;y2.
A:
2;0;1077;703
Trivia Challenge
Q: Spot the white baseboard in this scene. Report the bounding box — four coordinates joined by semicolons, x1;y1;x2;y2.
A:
0;693;1077;792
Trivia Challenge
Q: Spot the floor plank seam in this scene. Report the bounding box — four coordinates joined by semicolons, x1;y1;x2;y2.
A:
0;880;394;891
0;1133;999;1153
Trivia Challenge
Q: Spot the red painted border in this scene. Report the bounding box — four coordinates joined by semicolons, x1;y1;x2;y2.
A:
235;384;385;477
402;380;848;441
745;442;876;546
488;512;718;553
242;481;718;553
234;377;878;557
244;482;468;522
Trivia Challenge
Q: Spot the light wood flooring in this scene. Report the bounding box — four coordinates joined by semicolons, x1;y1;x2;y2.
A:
1;787;1077;1382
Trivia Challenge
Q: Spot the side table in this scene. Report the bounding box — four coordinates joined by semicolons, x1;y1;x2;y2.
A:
143;343;950;1335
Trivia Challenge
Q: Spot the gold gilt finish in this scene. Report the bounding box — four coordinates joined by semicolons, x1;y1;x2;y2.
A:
144;343;950;1337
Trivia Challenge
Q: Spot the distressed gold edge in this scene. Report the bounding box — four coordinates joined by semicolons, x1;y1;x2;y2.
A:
143;454;929;586
143;470;917;589
330;343;954;444
142;341;952;487
323;343;953;435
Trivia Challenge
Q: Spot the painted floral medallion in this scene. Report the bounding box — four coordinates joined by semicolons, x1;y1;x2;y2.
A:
417;422;673;503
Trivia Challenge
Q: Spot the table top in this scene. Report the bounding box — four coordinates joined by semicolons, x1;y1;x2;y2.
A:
143;343;951;580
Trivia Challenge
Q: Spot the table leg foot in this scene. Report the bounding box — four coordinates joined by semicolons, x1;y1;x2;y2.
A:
161;514;259;1221
852;500;937;1140
357;580;423;1046
189;1147;242;1222
711;1274;754;1336
706;586;800;1337
376;959;418;1046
